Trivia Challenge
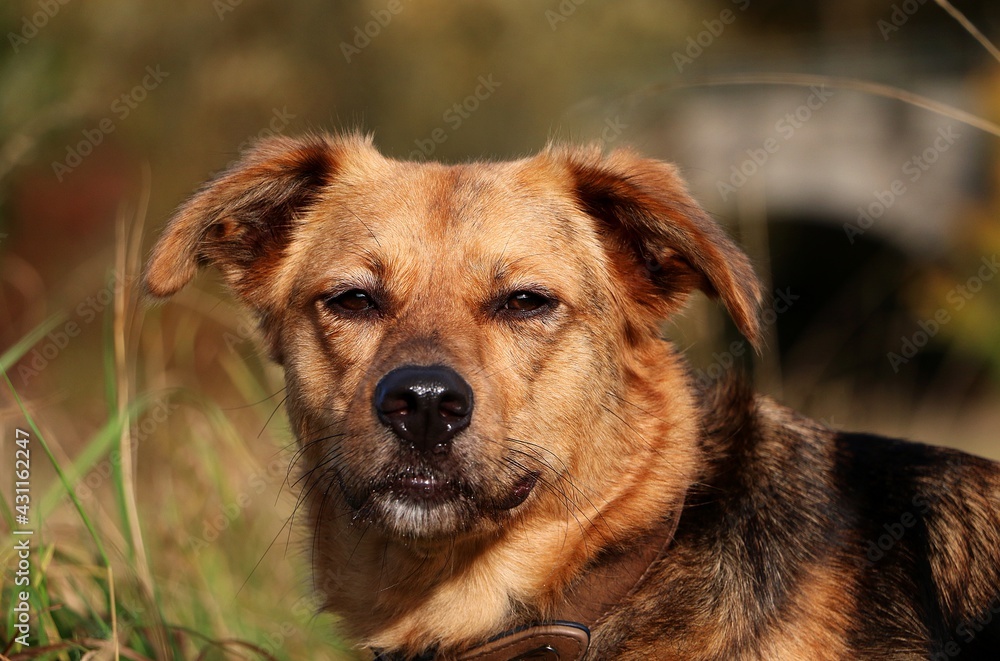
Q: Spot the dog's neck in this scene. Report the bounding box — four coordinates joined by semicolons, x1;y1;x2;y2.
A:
373;504;684;661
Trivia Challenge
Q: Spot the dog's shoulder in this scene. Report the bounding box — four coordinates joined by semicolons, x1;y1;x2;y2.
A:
719;378;1000;657
597;377;1000;659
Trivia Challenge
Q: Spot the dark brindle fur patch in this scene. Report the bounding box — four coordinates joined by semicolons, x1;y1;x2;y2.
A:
600;378;1000;659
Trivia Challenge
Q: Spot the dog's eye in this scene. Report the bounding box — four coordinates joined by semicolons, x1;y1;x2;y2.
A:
501;291;553;316
324;289;376;313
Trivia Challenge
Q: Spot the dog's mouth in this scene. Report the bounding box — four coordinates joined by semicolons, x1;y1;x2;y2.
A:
387;469;458;505
336;466;539;537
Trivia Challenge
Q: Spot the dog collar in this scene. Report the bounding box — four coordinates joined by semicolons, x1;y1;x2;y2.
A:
372;622;591;660
373;506;683;661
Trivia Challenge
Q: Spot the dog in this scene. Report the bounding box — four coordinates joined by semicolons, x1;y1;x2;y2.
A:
144;133;1000;660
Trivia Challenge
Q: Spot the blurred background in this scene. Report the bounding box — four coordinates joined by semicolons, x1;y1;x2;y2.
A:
1;0;999;658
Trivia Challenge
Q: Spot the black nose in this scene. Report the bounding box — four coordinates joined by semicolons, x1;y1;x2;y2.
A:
373;366;474;454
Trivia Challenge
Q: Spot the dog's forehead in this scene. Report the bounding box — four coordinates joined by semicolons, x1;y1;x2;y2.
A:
292;154;604;289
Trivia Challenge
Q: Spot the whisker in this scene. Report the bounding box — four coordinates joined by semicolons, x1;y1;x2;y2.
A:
257;393;291;439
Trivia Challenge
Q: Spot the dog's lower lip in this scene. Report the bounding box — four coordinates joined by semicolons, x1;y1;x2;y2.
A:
497;473;538;510
391;474;453;503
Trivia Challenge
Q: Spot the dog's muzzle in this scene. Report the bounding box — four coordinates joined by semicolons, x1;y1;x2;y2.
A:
364;365;535;520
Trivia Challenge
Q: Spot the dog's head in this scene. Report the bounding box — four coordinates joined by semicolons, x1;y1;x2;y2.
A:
146;134;761;548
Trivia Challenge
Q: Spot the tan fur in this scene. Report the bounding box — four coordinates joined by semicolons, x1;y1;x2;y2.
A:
146;133;1000;660
757;566;855;661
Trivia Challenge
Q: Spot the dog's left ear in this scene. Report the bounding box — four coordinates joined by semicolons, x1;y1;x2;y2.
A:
556;146;763;348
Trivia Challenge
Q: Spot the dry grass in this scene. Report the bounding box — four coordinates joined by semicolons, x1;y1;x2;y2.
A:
1;194;358;659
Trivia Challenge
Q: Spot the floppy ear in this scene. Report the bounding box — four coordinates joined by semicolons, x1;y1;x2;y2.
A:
557;146;763;348
143;134;342;306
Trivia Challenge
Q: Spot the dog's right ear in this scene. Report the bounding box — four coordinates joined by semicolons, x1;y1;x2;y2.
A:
144;135;342;306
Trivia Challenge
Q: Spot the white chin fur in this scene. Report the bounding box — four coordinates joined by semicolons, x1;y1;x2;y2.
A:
377;495;466;538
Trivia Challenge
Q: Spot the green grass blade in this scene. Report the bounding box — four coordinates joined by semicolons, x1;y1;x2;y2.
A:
2;368;109;565
0;311;67;373
37;392;166;518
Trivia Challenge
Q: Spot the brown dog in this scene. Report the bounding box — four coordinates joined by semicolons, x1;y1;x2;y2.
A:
145;134;1000;660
